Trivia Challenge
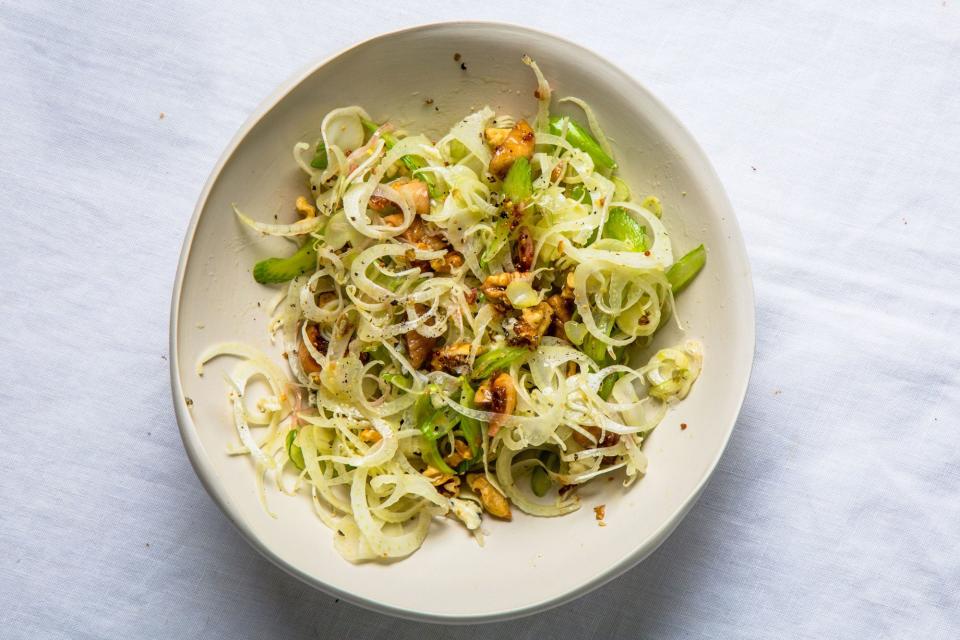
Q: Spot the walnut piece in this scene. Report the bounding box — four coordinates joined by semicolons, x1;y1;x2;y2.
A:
383;214;448;253
405;330;436;370
359;428;382;444
455;438;473;460
508;301;553;348
480;271;528;312
572;426;621;464
484;127;511;148
368;177;430;215
423;466;446;484
488;120;535;177
423;466;459;496
467;473;512;520
439;475;460;497
429;251;464;274
476;372;516;436
546;294;573;340
594;504;606;521
297;323;328;374
430;341;473;376
514;226;534;271
295;196;316;218
474;379;493;405
444;439;474;468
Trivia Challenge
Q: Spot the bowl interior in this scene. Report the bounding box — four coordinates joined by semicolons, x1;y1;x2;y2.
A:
173;22;754;622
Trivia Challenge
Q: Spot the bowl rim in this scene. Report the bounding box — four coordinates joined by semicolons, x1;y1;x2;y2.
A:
169;19;756;624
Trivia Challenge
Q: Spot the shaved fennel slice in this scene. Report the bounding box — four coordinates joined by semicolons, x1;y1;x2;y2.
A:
230;392;274;469
523;55;551;132
233;205;324;237
350;467;438;559
495;442;579;516
340;135;437;239
437;106;495;170
321;106;369;155
197;342;291;394
350;243;446;303
559;96;614;158
643;340;704;401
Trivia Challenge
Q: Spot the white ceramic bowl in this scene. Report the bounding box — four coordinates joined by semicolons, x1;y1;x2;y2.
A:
170;22;754;623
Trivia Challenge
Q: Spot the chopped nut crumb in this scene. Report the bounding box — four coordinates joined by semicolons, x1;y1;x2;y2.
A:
430;341;472;375
359;428;382;443
594;504;606;521
295;196;316;218
507;301;553;348
467;473;511;520
680;423;688;431
488;120;535;177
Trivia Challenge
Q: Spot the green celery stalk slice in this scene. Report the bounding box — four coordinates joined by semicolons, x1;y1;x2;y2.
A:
286;430;305;470
471;346;531;380
603;207;648;251
666;244;706;293
548;116;617;173
253;240;317;284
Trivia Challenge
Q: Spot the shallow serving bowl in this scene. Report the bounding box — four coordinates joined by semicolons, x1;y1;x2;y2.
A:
170;21;754;623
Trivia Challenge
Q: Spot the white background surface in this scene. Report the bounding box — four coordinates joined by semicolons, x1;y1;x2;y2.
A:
2;1;958;638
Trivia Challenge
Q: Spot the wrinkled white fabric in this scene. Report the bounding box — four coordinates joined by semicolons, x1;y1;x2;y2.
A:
1;1;958;638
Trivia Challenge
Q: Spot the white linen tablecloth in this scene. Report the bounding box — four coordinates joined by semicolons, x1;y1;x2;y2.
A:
2;1;958;637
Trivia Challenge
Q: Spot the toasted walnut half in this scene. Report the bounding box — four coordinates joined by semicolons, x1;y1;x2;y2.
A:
383;214;448;253
405;303;437;370
467;473;512;520
475;372;517;436
480;271;528;312
369;177;430;215
546;294;573;341
297;323;328;375
430;341;473;376
507;301;553;348
489;120;535;177
405;331;435;370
